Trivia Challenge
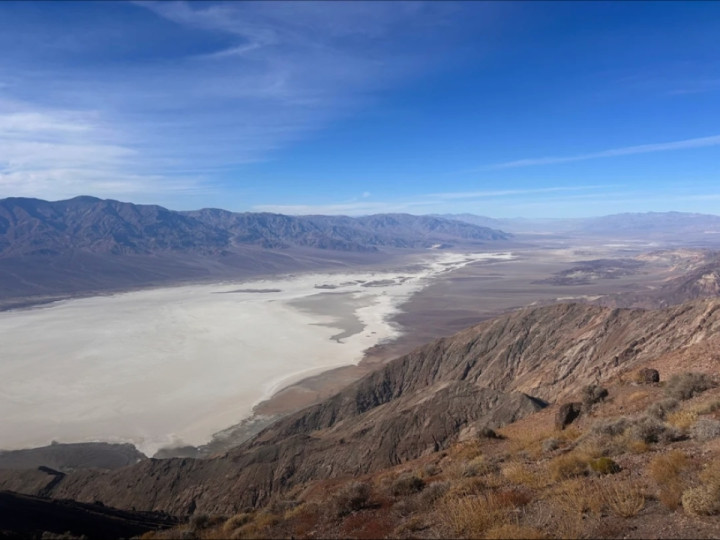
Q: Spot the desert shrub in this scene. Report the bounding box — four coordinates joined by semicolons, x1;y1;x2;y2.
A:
581;384;609;411
548;453;589;481
645;398;679;420
461;455;494;478
628;415;683;444
682;485;720;516
691;418;720;442
648;450;688;510
600;479;645;518
665;372;714;401
590;417;632;437
333;481;372;516
477;426;504;439
391;473;425;496
419;480;449;506
589;457;621;475
422;462;440;477
542;437;560;453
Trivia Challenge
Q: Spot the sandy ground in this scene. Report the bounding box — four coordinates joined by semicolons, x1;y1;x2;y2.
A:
0;250;511;456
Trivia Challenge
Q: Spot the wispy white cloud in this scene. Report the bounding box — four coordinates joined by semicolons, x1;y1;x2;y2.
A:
0;1;476;203
488;134;720;170
427;184;611;200
253;184;613;216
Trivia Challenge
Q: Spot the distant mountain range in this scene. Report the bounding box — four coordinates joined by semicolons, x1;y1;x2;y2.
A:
0;196;510;304
0;196;509;257
438;211;720;239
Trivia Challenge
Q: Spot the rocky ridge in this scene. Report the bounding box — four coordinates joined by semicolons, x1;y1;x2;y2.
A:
4;299;720;517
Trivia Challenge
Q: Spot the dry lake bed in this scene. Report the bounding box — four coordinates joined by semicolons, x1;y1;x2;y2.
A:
0;251;512;456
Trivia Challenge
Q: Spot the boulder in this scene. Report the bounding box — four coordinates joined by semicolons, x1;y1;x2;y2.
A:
555;402;583;430
636;368;660;385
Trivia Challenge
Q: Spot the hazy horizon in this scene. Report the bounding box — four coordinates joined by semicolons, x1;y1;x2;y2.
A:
1;2;719;217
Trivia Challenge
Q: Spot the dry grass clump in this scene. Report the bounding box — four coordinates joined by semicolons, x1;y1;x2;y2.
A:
460;455;496;478
437;493;508;538
681;485;720;516
223;513;253;535
502;461;550;489
667;409;698;430
484;524;546;539
645;398;680;420
599;479;645;518
683;461;720;516
691;417;720;441
332;481;372;516
548;452;590;481
648;450;688;510
544;477;603;519
665;372;715;401
693;398;720;415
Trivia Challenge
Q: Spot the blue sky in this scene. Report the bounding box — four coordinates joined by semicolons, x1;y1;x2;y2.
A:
0;1;719;217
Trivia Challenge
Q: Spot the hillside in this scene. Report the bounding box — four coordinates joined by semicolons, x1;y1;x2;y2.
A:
4;299;720;522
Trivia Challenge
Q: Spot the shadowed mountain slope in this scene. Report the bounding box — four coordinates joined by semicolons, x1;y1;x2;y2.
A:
4;299;720;516
0;197;510;303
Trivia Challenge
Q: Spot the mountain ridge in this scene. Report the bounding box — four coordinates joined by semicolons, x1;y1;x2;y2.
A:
5;298;720;516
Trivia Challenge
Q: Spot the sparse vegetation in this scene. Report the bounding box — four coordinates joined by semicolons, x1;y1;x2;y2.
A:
646;398;679;420
332;481;372;516
391;473;425;496
601;479;645;518
581;384;609;411
548;452;590;481
648;450;688;510
665;372;715;401
691;418;720;441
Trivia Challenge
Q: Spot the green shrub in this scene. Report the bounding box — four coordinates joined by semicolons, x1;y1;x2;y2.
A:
589;457;621;475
